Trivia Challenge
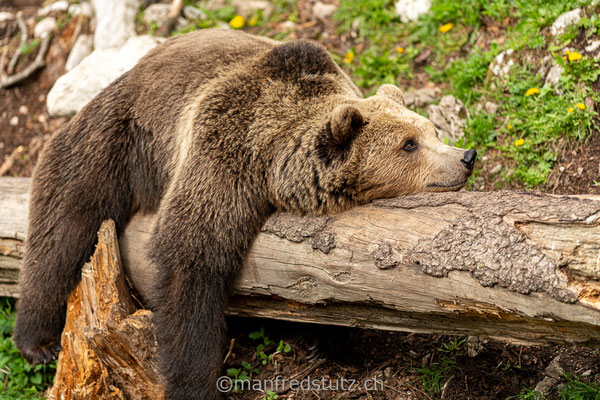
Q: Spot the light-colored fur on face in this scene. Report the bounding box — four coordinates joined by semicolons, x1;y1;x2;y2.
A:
343;85;473;203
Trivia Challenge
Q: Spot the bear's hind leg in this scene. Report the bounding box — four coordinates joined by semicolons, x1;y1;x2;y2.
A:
14;132;133;365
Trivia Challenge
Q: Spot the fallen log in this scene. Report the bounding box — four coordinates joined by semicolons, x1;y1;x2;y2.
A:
2;177;600;346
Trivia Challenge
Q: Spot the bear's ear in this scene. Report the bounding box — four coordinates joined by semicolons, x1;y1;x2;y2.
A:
330;104;365;147
377;84;405;106
316;105;364;165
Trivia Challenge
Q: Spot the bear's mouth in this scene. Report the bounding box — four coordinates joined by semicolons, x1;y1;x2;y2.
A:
426;180;467;192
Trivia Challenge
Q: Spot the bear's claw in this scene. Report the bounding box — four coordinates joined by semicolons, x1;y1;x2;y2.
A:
19;342;62;365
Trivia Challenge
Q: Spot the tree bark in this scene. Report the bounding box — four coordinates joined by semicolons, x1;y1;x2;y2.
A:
2;177;600;346
47;220;164;400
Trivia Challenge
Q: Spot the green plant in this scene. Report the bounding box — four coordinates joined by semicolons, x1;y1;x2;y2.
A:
559;373;600;400
263;390;279;400
249;328;291;365
19;39;40;56
506;388;548;400
0;297;56;400
414;357;456;395
439;337;466;354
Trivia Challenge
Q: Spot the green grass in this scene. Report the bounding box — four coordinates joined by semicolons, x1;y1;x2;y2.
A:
334;0;600;189
508;373;600;400
0;298;56;400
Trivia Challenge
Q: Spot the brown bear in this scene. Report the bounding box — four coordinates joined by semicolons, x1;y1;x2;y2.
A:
14;29;476;399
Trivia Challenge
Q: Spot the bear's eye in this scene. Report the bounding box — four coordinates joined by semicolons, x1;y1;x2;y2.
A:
403;140;418;152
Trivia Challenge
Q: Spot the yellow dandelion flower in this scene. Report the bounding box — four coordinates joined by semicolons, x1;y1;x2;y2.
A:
565;49;571;54
568;107;574;113
568;51;582;61
577;103;586;110
248;15;258;26
508;124;512;129
525;87;540;97
396;47;405;54
439;23;453;33
229;15;245;29
343;50;355;64
514;138;525;146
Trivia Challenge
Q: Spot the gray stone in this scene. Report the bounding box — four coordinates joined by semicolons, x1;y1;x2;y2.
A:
489;49;515;78
545;64;564;86
47;35;164;117
183;6;207;20
0;12;14;23
196;0;226;11
9;116;19;126
404;87;440;108
38;0;69;17
490;164;502;175
91;0;141;49
34;17;56;39
484;101;498;114
232;0;274;18
68;2;93;17
585;40;600;55
427;95;469;143
143;3;171;26
65;34;93;71
312;2;337;20
535;356;564;396
395;0;431;23
550;8;582;36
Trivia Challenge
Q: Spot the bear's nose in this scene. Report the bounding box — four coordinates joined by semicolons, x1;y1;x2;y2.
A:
461;149;477;171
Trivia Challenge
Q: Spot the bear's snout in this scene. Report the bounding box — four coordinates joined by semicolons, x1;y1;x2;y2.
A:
461;149;477;171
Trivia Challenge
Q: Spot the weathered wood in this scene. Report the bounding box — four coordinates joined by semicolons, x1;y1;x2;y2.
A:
2;177;600;345
48;220;164;400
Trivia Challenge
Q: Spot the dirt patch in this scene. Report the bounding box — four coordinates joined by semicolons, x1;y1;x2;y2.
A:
225;317;600;399
0;7;76;176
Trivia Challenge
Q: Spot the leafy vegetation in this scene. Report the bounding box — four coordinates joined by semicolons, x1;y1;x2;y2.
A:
0;298;56;400
225;327;291;396
334;0;600;188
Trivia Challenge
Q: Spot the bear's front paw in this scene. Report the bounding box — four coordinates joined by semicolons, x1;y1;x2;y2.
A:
13;311;64;365
16;340;62;365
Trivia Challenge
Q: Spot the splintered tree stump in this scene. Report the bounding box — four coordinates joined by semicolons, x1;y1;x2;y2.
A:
2;177;600;347
48;220;164;400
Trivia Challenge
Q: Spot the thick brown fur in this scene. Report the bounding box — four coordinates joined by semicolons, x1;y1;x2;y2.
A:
14;29;474;399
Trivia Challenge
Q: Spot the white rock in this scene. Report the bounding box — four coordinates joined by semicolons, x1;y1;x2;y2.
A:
279;21;296;31
585;40;600;54
550;8;581;36
38;0;69;17
427;95;469;143
0;12;14;23
395;0;431;23
34;17;57;39
489;49;514;78
91;0;141;49
232;0;273;18
404;87;441;108
9;116;19;126
197;0;226;11
143;3;171;26
68;2;93;17
65;34;93;71
484;101;498;114
183;6;207;20
47;35;164;117
490;164;502;175
312;2;337;20
19;105;28;114
545;64;564;86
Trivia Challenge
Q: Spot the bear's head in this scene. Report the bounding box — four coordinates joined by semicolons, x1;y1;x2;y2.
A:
315;84;476;206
